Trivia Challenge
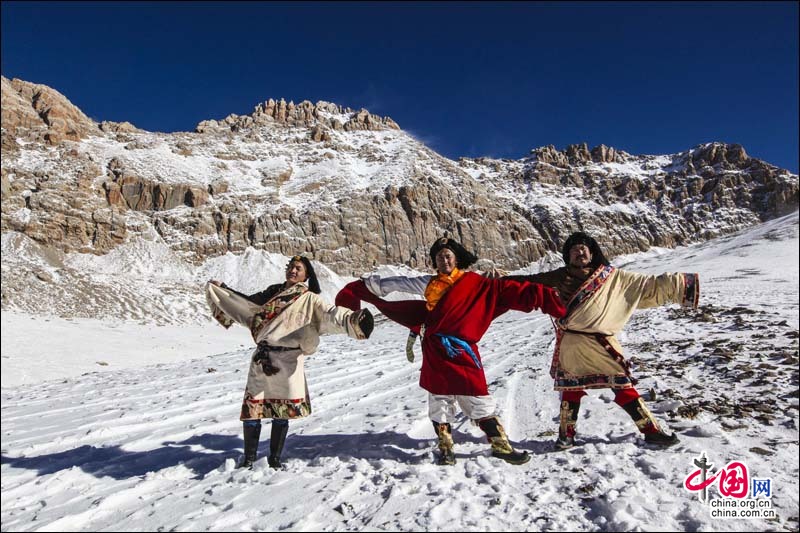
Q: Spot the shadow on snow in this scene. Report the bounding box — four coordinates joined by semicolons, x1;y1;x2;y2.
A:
2;431;444;480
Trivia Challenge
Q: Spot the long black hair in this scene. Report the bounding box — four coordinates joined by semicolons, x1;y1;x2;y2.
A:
561;232;611;268
287;255;321;293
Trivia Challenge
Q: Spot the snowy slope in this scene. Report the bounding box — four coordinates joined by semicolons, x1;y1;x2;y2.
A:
1;213;798;532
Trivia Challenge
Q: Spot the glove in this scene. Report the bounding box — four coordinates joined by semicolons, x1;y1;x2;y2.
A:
405;331;418;363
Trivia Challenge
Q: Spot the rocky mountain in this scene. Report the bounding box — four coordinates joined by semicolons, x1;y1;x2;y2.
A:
1;75;798;320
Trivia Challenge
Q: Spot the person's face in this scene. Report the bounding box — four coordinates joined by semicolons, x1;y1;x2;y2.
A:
568;243;593;268
285;260;308;286
435;248;457;275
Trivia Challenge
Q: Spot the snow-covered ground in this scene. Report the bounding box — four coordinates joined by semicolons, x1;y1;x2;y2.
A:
1;213;798;531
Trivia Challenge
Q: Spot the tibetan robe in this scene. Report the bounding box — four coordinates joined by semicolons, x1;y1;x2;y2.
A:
336;272;565;396
517;265;699;391
206;281;364;420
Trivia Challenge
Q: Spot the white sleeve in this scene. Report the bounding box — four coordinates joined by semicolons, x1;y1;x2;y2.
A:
361;274;431;297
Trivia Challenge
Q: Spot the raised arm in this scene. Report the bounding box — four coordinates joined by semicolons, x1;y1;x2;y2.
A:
209;280;282;306
361;273;432;297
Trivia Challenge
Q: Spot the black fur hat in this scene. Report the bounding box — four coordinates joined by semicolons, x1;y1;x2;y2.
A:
287;255;321;293
429;237;478;270
561;232;610;268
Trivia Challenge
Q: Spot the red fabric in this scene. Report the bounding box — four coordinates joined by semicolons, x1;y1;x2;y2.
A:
335;280;425;333
336;274;566;395
561;388;640;404
562;390;587;402
613;387;641;406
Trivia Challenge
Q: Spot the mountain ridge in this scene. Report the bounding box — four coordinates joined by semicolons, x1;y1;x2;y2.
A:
2;75;797;281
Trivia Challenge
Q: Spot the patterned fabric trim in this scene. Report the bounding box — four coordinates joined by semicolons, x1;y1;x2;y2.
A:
549;323;564;379
554;372;635;391
250;283;308;339
682;273;700;309
559;264;616;322
240;396;311;420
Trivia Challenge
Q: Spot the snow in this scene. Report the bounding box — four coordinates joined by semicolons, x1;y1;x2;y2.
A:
1;213;798;531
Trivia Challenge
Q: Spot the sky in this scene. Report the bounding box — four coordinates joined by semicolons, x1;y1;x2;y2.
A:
1;1;798;172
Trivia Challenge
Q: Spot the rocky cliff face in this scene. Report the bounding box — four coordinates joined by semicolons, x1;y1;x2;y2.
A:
2;75;798;285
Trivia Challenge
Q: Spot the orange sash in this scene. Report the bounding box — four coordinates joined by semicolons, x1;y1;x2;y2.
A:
424;268;464;311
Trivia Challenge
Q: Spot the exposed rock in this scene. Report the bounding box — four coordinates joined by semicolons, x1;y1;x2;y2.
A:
99;121;142;133
197;98;400;134
1;76;98;144
1;77;798;276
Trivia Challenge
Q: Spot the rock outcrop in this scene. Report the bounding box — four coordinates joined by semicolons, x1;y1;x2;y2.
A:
196;98;400;135
1;76;98;145
1;77;798;277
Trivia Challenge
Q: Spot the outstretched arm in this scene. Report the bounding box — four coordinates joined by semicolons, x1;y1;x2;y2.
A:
621;271;700;310
361;274;431;297
494;278;567;318
205;282;266;330
336;280;427;330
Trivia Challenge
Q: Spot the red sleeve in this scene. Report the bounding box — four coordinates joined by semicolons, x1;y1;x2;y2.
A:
494;279;566;318
336;280;427;331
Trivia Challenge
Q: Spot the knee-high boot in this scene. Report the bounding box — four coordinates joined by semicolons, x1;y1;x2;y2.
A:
268;419;289;468
556;399;582;450
478;416;530;465
555;390;585;450
432;421;456;465
619;396;679;446
239;420;261;469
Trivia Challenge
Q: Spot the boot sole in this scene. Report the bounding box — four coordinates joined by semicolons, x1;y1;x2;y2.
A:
492;453;531;465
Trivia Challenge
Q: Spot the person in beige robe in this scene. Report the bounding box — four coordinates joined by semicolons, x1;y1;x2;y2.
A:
506;232;699;450
206;255;373;469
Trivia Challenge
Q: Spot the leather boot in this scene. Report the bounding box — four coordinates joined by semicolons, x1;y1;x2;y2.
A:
620;397;679;446
555;400;581;450
238;421;261;469
268;419;289;468
478;416;530;465
432;421;456;465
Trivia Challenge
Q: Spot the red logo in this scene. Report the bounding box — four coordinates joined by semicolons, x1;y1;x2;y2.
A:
684;453;749;501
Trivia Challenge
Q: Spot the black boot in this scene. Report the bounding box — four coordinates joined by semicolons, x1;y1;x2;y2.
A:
432;421;456;465
620;397;679;447
478;416;530;465
268;419;289;468
555;400;581;450
238;421;261;469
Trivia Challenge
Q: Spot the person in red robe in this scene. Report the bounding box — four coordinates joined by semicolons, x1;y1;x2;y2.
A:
336;237;566;465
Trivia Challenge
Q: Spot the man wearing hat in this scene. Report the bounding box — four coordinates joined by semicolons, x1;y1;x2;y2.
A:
336;237;566;466
505;232;699;450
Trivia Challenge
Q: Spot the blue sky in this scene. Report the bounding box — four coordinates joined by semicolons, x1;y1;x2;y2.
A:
2;1;798;172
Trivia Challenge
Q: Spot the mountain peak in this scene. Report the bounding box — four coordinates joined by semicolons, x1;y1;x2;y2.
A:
1;76;98;144
195;97;400;134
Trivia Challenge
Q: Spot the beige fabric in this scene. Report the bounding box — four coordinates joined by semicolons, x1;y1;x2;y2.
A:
557;270;697;378
206;282;363;417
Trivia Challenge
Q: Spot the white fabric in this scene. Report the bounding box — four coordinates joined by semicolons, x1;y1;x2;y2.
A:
428;393;497;423
361;273;430;297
